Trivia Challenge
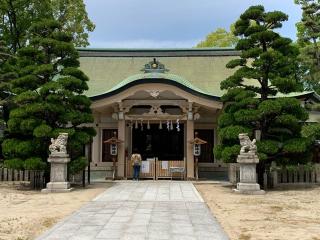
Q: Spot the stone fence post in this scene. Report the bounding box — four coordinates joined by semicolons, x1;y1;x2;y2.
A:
228;163;239;184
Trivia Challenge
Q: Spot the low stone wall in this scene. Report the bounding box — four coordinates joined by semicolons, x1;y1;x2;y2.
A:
69;171;90;185
0;168;30;181
0;166;90;188
269;163;320;189
228;163;320;189
0;167;45;189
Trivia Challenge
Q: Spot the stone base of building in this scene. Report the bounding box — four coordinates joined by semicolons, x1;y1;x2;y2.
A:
41;182;73;193
233;183;265;195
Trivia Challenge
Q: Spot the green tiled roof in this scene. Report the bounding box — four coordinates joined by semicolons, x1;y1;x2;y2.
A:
77;47;236;52
79;49;238;98
273;91;315;98
78;48;316;100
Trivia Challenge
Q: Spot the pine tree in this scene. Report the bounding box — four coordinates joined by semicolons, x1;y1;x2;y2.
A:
0;40;16;121
0;39;16;159
2;19;95;170
215;6;311;165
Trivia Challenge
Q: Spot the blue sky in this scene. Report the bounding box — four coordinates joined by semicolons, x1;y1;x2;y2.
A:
84;0;302;48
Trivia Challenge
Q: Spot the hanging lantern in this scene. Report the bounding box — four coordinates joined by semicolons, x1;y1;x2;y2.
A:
189;132;207;180
193;144;201;156
135;120;138;129
159;120;162;129
110;143;117;155
103;132;123;181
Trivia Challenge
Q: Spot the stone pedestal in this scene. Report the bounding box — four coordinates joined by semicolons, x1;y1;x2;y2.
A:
233;153;265;195
42;153;73;193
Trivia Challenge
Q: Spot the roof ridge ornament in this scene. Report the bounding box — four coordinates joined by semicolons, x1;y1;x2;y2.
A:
143;58;169;73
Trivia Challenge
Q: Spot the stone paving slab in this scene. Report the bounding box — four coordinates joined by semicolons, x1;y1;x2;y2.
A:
37;182;229;240
93;182;203;202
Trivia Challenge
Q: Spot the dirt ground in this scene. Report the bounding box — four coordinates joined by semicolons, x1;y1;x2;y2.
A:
0;182;112;240
2;182;320;240
195;183;320;240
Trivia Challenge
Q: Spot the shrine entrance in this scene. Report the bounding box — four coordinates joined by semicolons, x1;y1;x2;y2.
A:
127;123;186;180
132;123;184;161
90;61;224;179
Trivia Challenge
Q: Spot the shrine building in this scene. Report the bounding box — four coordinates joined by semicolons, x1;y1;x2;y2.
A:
79;48;320;180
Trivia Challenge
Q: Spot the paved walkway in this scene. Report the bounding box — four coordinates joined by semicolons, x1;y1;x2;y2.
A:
38;182;229;240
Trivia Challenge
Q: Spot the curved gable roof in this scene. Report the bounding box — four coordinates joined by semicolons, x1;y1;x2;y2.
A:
90;72;220;101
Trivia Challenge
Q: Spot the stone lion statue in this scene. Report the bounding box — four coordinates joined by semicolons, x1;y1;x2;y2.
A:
239;133;257;154
49;133;68;154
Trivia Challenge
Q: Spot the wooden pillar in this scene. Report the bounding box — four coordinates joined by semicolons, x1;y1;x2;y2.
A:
117;112;125;178
125;122;131;179
186;102;194;179
91;113;100;164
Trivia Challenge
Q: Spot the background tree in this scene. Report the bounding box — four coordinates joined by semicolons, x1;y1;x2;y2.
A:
295;0;320;143
0;0;94;53
295;0;320;93
51;0;95;47
0;0;50;53
215;5;310;165
2;19;95;170
196;25;238;48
